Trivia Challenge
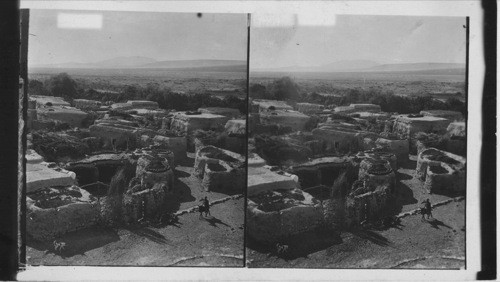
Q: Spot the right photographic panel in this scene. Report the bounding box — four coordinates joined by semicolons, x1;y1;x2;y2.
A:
246;14;467;269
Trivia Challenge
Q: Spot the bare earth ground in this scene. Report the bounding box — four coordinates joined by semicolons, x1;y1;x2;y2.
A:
246;155;465;269
26;154;245;267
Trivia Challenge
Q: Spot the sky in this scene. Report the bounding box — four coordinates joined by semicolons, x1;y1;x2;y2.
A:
251;15;467;69
28;10;248;66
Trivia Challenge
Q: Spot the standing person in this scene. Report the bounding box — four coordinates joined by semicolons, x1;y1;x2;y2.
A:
203;196;211;217
199;196;211;217
424;199;433;219
421;199;433;220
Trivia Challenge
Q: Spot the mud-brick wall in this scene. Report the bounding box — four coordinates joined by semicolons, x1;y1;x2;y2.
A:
122;184;166;224
415;154;443;181
345;184;392;226
201;163;245;193
27;195;99;241
322;198;345;230
136;155;174;178
99;195;123;226
280;204;324;237
375;138;409;166
312;128;363;153
358;172;396;194
246;203;324;244
153;136;187;162
423;166;465;194
170;115;229;134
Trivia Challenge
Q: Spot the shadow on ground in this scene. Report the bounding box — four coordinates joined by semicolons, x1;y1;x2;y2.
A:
175;180;196;204
126;226;172;245
396;171;413;181
348;228;393;247
178;156;195;167
201;215;231;228
175;169;191;178
400;159;417;170
395;182;418;207
247;227;343;261
27;226;120;258
425;218;453;230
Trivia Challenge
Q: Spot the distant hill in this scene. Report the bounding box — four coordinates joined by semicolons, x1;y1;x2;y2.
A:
318;60;380;72
255;60;465;74
142;59;245;69
31;57;246;71
365;62;466;72
95;56;158;68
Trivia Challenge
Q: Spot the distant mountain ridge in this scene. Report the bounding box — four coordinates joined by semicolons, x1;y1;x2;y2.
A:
254;60;465;73
31;56;246;71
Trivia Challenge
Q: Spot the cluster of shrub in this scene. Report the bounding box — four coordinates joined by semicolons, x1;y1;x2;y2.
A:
29;73;247;114
250;76;466;116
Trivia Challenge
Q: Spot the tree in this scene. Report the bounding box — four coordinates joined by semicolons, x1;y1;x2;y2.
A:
249;83;267;99
44;73;78;100
269;76;300;101
28;79;48;96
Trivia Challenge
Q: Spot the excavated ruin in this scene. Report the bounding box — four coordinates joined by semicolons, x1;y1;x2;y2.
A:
357;158;396;193
194;146;245;193
392;114;451;140
416;148;466;194
247;188;323;244
136;154;175;190
170;112;229;134
345;179;393;226
65;153;133;186
27;185;99;241
289;156;356;189
259;109;311;131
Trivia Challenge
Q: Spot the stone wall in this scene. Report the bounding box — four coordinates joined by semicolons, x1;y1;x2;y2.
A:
420;110;463;121
74;99;102;110
194;145;244;179
392;115;451;140
423;164;465;194
152;135;187;162
26;186;99;241
27;163;77;193
122;183;167;224
374;138;409;166
358;158;396;194
252;99;293;112
89;123;139;149
200;160;245;193
345;183;392;226
312;127;363;153
198;107;241;118
259;110;310;131
135;155;175;190
170;112;229;134
415;148;466;182
295;103;325;114
416;148;466;194
248;166;299;196
349;103;381;113
290;156;355;189
246;189;323;244
37;106;89;128
193;146;245;193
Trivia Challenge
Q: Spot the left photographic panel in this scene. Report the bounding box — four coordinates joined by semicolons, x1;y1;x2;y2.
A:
23;9;248;267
